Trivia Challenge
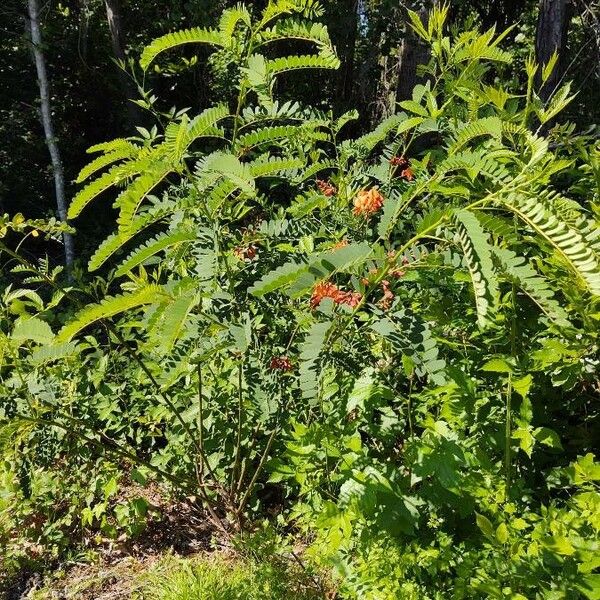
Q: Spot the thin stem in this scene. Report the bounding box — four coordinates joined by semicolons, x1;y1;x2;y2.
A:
505;220;518;496
231;362;244;497
234;420;262;496
505;372;513;495
110;326;203;457
407;375;414;439
195;362;225;491
197;361;204;480
237;426;277;516
231;25;254;146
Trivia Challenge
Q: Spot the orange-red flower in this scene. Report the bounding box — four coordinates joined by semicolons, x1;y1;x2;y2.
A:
333;239;349;249
390;155;409;168
234;244;258;261
378;279;394;310
338;290;363;308
270;356;293;371
390;156;414;181
316;179;337;197
352;188;385;217
401;167;414;181
310;281;338;309
310;281;362;310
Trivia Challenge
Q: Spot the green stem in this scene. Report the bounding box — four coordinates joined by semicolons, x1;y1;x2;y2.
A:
237;425;277;516
407;375;414;439
231;361;244;498
505;372;512;494
197;361;205;480
505;220;518;496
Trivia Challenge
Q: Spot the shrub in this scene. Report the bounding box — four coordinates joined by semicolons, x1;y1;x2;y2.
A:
1;2;599;597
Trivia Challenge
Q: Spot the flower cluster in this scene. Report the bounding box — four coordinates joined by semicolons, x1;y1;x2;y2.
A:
352;188;385;217
333;239;349;249
390;155;414;181
388;252;410;278
379;279;394;309
316;179;337;197
234;244;258;261
269;356;293;371
390;155;409;168
310;281;362;310
361;271;396;310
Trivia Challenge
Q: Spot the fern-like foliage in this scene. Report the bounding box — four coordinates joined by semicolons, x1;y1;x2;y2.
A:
11;317;54;345
115;230;197;276
257;19;331;50
296;160;335;182
298;319;332;403
115;164;173;231
57;285;166;342
436;149;511;183
29;341;79;365
267;52;339;76
235;123;325;153
249;260;308;297
454;209;499;328
219;4;252;48
259;0;324;28
69;165;132;219
76;142;139;184
236;125;299;152
195;152;256;196
492;247;571;326
502;192;600;295
352;113;406;154
88;203;176;271
447;116;503;153
243;52;339;107
249;156;304;178
151;289;199;355
140;27;223;71
372;313;446;386
183;104;230;150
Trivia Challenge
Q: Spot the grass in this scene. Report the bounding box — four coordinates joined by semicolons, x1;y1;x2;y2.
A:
139;553;325;600
26;551;327;600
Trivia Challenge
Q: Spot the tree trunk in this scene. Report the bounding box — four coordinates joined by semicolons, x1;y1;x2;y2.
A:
104;0;140;126
396;9;431;104
104;0;126;62
26;0;75;269
336;0;359;108
479;0;524;32
78;0;91;65
535;0;573;102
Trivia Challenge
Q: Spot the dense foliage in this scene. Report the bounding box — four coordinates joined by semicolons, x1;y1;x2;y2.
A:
1;1;599;598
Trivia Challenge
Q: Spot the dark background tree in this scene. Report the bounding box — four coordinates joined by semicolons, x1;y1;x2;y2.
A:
1;0;598;266
26;0;74;267
535;0;573;102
